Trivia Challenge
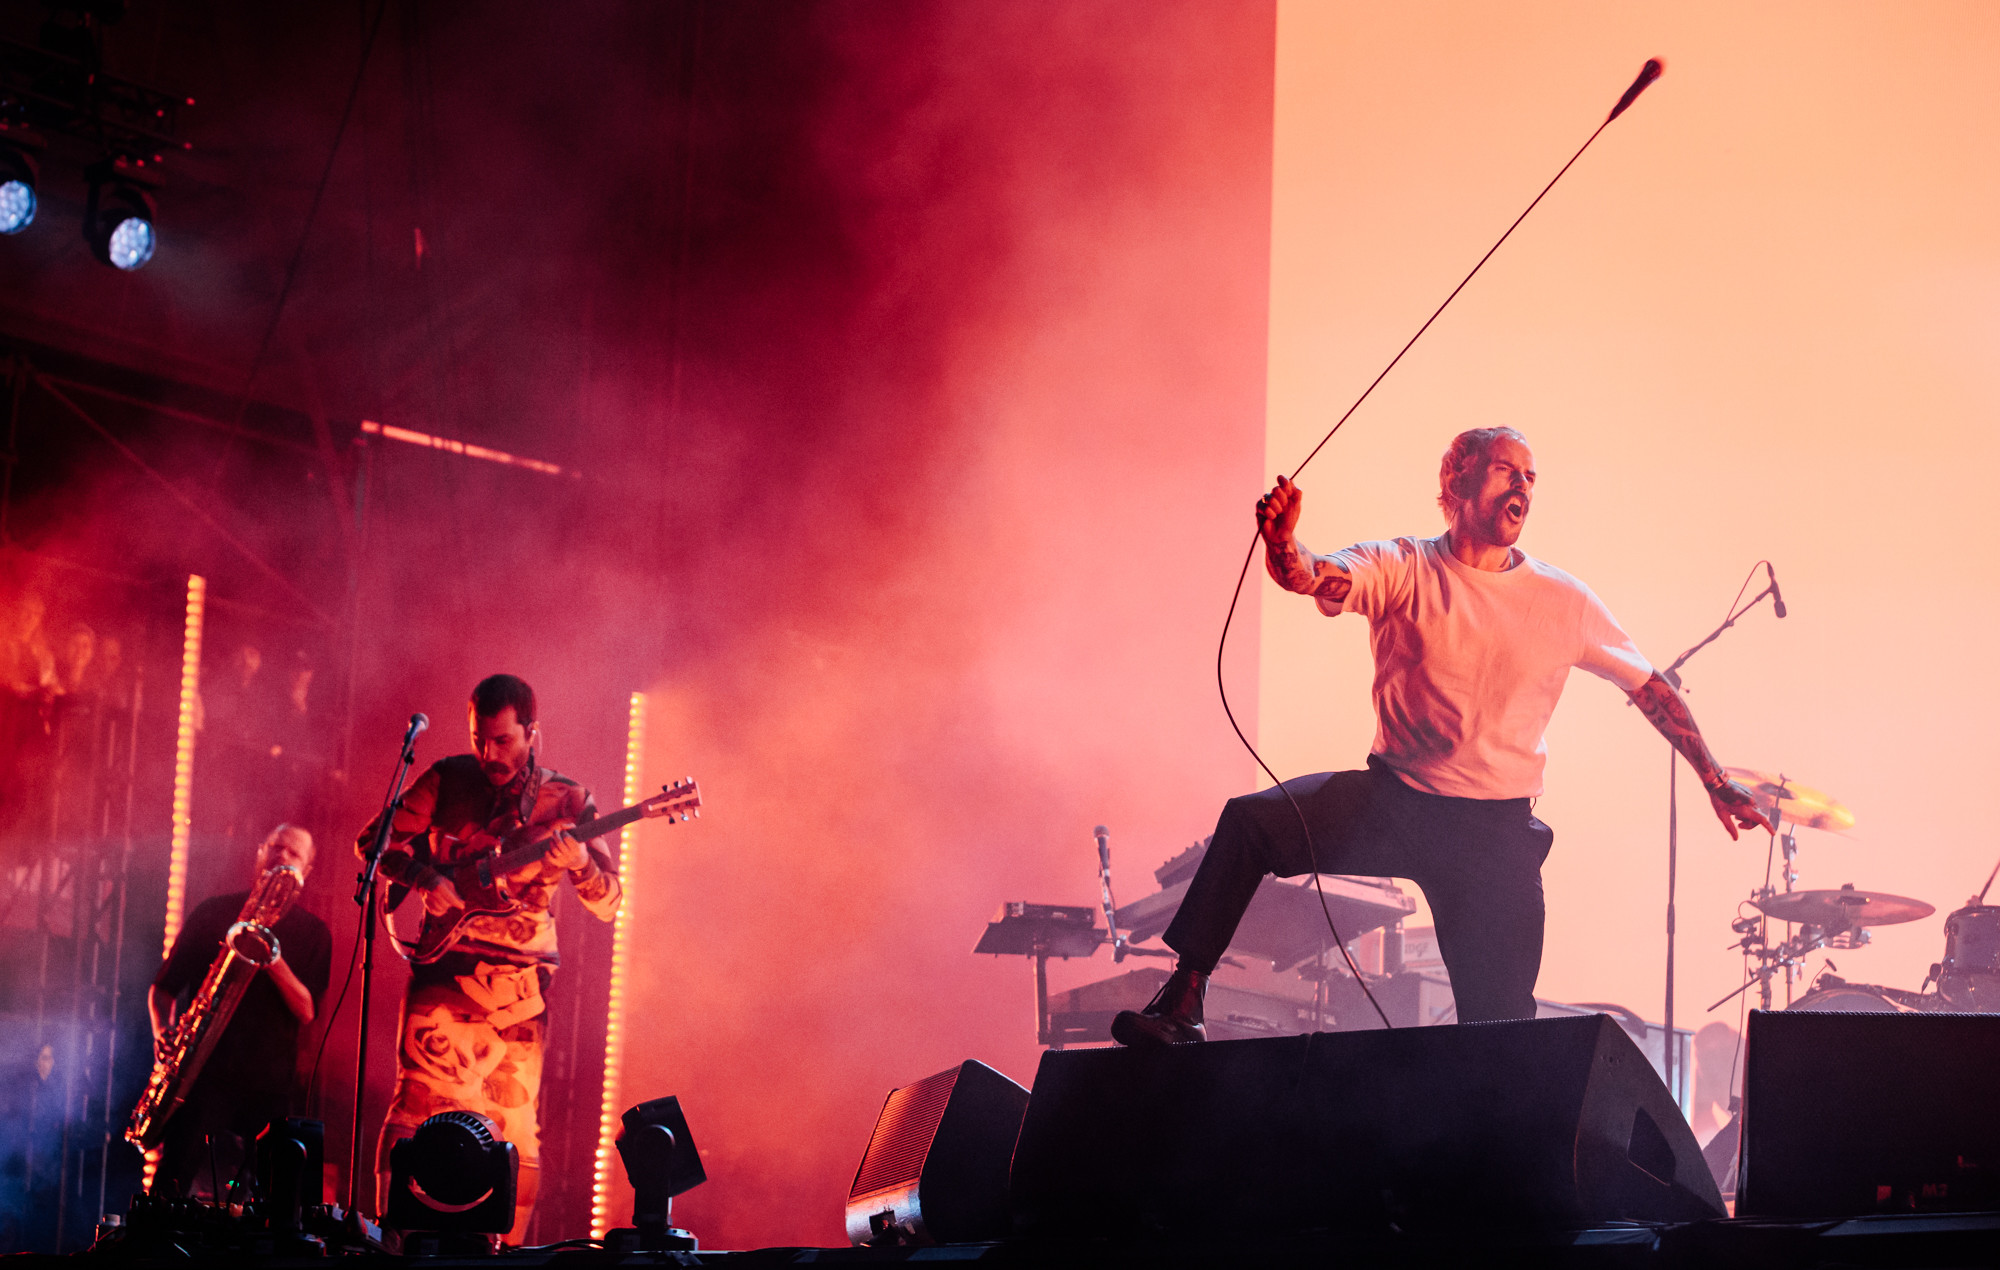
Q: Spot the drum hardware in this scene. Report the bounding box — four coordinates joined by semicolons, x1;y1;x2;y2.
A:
1750;884;1934;931
1932;904;2000;1010
1702;770;1870;1011
1712;886;1932;1014
1711;912;1813;1014
1786;973;1935;1014
1721;768;1857;834
1702;774;2000;1024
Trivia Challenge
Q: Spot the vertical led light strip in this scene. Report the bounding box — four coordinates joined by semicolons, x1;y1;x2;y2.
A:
589;691;646;1239
161;573;205;958
145;572;205;1192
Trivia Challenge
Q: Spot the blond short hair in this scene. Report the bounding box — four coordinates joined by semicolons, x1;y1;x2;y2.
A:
1437;427;1528;521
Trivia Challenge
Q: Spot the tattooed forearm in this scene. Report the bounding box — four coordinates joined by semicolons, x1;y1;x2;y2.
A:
1631;672;1772;838
1263;539;1353;603
1265;539;1316;592
1627;672;1725;786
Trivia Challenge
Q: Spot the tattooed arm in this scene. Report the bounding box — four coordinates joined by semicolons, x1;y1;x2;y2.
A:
1257;476;1352;605
1627;672;1772;840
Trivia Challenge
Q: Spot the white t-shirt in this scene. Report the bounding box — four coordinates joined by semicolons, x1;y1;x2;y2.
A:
1320;536;1653;800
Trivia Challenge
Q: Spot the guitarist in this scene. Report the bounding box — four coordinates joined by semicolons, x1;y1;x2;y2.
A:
355;673;621;1244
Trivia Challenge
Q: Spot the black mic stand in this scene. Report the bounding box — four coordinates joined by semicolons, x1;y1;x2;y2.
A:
1655;577;1779;1107
1093;826;1171;966
347;715;425;1215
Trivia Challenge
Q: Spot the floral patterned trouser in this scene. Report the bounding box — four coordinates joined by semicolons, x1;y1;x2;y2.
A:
375;966;545;1240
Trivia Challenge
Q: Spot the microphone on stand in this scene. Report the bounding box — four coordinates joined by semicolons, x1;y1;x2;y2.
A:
404;712;429;743
1766;563;1787;619
1094;826;1122;960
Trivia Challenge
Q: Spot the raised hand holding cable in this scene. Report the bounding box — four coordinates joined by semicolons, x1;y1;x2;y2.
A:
1258;476;1353;606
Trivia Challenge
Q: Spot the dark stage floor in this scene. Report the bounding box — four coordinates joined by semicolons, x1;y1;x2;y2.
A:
9;1212;2000;1270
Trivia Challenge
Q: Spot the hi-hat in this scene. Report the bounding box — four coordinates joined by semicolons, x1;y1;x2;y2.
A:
1752;884;1932;929
1722;767;1857;832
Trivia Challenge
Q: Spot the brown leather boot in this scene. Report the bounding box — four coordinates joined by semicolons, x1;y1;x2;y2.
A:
1110;966;1208;1047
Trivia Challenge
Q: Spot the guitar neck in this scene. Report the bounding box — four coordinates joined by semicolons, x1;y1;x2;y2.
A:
486;803;648;876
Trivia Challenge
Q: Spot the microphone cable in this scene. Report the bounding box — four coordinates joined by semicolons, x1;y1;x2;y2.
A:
1215;60;1667;1028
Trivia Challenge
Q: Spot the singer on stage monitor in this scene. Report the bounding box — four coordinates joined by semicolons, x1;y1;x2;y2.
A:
1113;427;1770;1047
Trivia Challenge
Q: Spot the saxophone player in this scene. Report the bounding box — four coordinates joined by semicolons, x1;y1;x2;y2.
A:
147;824;332;1198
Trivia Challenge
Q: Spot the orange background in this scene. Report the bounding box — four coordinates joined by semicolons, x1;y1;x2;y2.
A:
1262;0;2000;1095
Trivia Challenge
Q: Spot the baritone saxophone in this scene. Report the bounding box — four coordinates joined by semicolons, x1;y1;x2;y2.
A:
125;864;304;1150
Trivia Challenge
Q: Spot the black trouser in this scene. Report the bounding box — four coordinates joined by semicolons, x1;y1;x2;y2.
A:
1163;756;1555;1024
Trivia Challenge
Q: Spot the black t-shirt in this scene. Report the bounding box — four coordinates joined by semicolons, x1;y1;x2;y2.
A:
153;890;334;1103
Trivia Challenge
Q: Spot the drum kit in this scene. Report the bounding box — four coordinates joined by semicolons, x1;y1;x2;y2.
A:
1709;768;2000;1015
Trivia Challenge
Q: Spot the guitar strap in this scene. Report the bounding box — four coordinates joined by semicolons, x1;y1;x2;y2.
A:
393;758;547;955
463;756;543;845
514;752;544;830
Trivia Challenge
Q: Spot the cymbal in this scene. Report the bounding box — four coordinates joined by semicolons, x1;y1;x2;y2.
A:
1752;885;1934;929
1722;767;1857;832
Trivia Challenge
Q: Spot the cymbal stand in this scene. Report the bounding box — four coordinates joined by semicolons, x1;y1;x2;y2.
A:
1775;819;1807;1001
1711;918;1819;1014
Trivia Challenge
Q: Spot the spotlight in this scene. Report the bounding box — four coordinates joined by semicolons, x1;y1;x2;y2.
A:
385;1111;517;1238
83;159;157;271
607;1096;706;1253
0;138;40;236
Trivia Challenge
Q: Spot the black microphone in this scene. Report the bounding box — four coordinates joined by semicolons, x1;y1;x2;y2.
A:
1093;825;1110;871
405;712;429;742
1607;57;1665;123
1766;563;1787;619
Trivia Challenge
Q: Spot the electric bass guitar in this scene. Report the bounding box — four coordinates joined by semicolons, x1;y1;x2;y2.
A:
409;778;701;964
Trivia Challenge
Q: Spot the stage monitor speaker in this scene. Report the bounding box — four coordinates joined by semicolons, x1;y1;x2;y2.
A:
1011;1014;1720;1236
845;1059;1030;1246
1737;1009;2000;1218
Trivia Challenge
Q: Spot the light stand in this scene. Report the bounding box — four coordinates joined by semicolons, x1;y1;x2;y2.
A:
1655;570;1780;1103
347;713;427;1213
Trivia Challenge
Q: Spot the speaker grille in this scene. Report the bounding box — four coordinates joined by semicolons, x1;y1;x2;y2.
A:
850;1066;959;1199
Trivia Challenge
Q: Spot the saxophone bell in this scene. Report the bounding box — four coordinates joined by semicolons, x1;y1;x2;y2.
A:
225;920;281;967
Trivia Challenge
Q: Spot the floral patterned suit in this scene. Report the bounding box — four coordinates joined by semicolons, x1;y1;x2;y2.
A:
355;754;620;1239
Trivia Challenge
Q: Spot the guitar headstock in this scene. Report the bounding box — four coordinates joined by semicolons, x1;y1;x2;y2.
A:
641;777;702;823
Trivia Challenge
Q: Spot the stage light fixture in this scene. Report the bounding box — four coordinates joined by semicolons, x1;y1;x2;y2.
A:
385;1110;518;1237
83;159;157;270
606;1096;706;1252
0;144;37;235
